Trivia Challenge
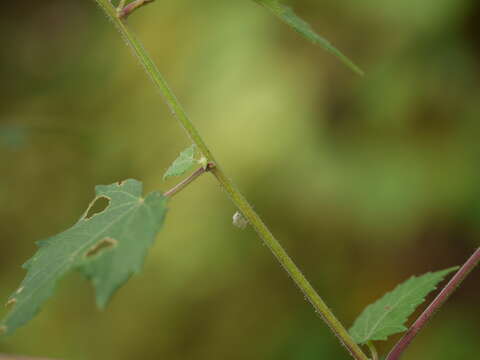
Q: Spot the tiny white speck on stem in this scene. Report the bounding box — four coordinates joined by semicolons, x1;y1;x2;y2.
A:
232;211;249;229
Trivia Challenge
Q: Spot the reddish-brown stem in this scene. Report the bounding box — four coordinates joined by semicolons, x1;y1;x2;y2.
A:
386;247;480;360
163;163;215;198
117;0;154;19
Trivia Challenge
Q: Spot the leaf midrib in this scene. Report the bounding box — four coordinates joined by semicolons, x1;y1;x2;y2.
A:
359;276;433;342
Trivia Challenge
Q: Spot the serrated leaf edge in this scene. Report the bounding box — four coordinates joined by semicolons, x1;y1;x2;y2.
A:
350;267;458;344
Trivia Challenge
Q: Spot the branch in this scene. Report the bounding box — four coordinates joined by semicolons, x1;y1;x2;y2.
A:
386;247;480;360
164;163;215;198
93;1;369;359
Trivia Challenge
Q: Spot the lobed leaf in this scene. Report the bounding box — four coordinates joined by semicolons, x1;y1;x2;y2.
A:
163;145;197;180
252;0;364;76
349;267;458;344
0;179;168;337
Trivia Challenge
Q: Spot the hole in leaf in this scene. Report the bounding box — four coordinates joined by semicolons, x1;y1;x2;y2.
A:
85;237;117;258
5;299;16;308
85;196;110;220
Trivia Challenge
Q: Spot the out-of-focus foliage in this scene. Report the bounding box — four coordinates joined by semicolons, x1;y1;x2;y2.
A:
0;125;28;151
0;0;478;359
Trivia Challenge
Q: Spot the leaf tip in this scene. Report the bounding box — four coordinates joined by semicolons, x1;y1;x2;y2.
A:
94;288;117;311
336;54;365;77
96;299;108;311
354;66;365;77
445;266;460;273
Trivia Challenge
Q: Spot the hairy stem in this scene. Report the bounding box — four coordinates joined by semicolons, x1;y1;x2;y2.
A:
386;247;480;360
93;1;369;359
164;163;215;198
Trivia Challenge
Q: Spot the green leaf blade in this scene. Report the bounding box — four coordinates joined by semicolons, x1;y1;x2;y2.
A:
163;145;197;180
252;0;364;76
349;267;458;344
1;179;168;337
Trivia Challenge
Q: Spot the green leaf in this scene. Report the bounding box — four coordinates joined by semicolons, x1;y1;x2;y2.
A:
252;0;364;76
163;145;197;180
349;267;458;344
0;179;168;337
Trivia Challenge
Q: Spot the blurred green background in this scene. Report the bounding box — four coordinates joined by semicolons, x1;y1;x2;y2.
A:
1;0;479;359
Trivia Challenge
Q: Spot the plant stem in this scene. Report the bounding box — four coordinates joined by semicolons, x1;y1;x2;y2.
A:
93;2;369;359
164;164;215;198
209;169;369;360
118;0;155;18
367;342;378;360
386;247;480;360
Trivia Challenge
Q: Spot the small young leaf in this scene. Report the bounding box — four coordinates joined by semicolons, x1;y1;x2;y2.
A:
0;179;168;337
163;145;197;180
349;267;458;344
252;0;364;76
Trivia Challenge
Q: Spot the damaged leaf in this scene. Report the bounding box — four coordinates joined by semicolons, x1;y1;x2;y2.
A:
0;179;168;337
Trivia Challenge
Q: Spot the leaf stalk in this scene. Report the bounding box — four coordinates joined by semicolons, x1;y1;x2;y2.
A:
164;164;215;198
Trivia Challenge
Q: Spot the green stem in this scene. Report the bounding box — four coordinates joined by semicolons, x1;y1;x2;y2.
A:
367;341;378;360
210;169;370;360
93;2;369;359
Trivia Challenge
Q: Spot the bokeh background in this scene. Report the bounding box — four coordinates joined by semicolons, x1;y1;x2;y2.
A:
1;0;479;359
